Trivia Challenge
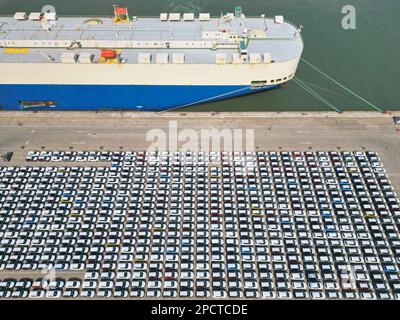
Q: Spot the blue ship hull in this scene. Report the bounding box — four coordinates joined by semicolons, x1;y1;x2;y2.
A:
0;84;279;111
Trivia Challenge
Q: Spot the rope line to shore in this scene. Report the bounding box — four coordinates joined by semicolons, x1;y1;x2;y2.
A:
294;77;342;113
300;80;360;104
300;58;383;113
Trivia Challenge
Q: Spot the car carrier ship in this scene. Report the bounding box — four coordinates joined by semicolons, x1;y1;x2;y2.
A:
0;6;304;111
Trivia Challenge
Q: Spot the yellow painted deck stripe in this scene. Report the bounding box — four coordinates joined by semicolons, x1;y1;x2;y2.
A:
4;48;30;54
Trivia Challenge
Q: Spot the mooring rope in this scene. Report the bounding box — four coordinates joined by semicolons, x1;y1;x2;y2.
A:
300;57;383;112
300;80;360;104
294;77;342;113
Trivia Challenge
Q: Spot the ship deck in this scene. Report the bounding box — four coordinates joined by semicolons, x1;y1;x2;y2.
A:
0;15;303;64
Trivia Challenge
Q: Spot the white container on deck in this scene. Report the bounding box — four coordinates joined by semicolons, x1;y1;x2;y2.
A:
223;13;235;22
183;13;195;21
172;53;185;64
232;53;243;64
78;53;94;64
156;53;169;64
249;53;261;64
138;53;152;64
61;52;78;64
14;12;27;21
263;52;272;64
169;13;181;21
29;12;42;21
160;13;168;21
199;13;210;21
216;53;227;64
275;15;284;24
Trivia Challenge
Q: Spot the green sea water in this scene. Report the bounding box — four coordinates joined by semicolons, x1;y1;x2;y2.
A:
0;0;399;112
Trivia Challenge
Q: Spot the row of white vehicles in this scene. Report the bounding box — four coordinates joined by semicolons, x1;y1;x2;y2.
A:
0;151;399;299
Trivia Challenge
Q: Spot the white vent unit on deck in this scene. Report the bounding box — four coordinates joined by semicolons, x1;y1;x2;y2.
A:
199;13;210;21
60;52;78;64
29;12;42;21
183;13;195;21
172;53;185;64
232;53;243;64
138;53;152;64
249;53;261;64
14;12;27;21
160;13;168;21
216;53;227;64
44;12;57;21
263;52;272;64
156;53;169;64
78;53;94;64
274;15;284;24
169;13;181;21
